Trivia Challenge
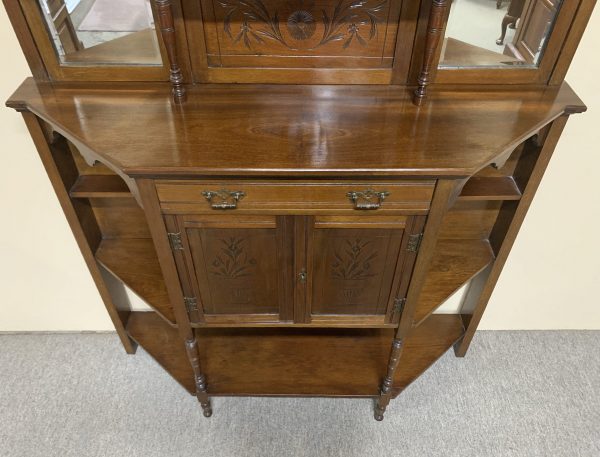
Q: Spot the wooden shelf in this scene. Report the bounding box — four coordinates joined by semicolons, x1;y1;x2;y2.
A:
126;312;465;396
63;29;161;66
440;37;522;68
70;175;132;199
458;176;521;201
95;238;175;325
413;239;495;326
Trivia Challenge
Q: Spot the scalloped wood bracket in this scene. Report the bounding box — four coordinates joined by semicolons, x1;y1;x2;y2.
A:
413;0;450;106
155;0;186;103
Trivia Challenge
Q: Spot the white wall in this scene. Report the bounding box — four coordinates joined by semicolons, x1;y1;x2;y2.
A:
0;6;598;331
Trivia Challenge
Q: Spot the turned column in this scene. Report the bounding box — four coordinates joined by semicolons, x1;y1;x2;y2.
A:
374;338;404;421
413;0;450;106
184;336;212;417
154;0;186;102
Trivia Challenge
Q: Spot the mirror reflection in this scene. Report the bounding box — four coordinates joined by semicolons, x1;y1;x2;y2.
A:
39;0;162;66
440;0;562;69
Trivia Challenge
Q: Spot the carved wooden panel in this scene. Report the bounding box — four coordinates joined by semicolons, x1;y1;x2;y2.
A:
307;219;405;317
182;215;293;318
199;0;404;68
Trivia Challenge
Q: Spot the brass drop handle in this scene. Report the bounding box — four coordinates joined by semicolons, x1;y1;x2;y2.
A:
201;189;246;209
347;189;390;210
298;269;307;284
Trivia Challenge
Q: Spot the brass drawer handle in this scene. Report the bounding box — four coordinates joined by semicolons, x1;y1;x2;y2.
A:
347;189;390;210
201;189;246;209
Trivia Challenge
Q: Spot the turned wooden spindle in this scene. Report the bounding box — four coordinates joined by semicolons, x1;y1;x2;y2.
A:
155;0;186;102
374;338;404;421
413;0;450;106
184;337;212;417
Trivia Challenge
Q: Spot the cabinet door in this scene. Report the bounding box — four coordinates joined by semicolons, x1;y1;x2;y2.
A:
300;215;425;326
166;214;294;324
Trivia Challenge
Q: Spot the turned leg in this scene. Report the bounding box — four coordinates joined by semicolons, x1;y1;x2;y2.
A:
496;15;517;45
185;337;212;417
374;338;404;421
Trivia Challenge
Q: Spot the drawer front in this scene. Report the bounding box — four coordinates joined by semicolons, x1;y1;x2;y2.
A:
156;180;435;214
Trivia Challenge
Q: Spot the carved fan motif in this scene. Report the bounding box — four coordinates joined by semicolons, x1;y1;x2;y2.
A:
287;10;317;40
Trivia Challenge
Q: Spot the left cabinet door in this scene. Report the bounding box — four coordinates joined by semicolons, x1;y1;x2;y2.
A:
165;214;294;324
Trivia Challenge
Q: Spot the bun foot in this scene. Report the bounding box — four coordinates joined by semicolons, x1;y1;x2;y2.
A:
202;406;213;418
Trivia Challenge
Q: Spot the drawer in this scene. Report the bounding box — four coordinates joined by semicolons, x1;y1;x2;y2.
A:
156;180;435;214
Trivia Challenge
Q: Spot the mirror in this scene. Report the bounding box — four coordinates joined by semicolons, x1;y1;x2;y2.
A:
439;0;563;69
39;0;162;66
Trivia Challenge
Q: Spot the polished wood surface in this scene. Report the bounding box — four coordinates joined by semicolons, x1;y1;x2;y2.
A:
441;37;521;68
3;0;594;421
96;238;175;325
63;29;161;66
156;179;434;214
21;113;137;353
412;239;494;326
70;175;132;198
126;311;464;396
7;79;585;177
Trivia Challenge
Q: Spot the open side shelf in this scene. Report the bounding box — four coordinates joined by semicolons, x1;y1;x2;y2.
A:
413;239;495;327
458;176;522;201
70;175;132;199
126;311;465;397
95;238;176;326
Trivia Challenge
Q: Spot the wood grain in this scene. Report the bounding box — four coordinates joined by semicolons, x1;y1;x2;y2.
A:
96;238;175;325
7;79;585;177
412;239;495;326
126;311;465;396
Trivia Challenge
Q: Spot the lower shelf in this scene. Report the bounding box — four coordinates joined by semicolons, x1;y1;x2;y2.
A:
126;312;464;397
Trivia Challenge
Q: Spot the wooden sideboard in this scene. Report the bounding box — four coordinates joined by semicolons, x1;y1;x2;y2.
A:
3;0;594;420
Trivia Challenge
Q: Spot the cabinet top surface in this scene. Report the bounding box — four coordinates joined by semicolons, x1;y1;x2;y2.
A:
7;78;584;178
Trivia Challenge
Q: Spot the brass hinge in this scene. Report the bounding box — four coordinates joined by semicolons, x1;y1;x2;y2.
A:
407;233;424;252
184;297;198;314
394;297;406;314
167;232;183;250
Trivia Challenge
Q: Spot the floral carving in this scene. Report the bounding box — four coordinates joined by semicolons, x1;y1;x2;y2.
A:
319;0;387;48
210;238;257;279
218;0;387;50
331;239;378;280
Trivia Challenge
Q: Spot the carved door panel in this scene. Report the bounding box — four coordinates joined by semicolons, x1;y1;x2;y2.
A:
300;215;425;325
165;214;294;324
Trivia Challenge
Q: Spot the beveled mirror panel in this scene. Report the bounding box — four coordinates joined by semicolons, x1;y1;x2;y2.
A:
439;0;562;69
38;0;162;66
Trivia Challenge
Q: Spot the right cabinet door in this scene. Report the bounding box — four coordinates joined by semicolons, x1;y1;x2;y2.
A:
302;215;425;326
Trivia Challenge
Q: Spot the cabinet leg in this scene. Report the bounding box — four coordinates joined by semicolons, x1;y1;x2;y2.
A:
374;338;403;421
185;337;212;418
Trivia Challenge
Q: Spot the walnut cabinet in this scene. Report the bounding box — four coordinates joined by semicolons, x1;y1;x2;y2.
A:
3;0;595;421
